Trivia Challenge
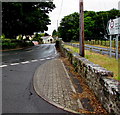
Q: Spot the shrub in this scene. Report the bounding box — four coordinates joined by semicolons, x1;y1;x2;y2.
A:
2;42;17;49
1;39;34;50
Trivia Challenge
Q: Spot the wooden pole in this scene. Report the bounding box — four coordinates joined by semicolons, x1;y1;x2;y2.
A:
79;0;84;57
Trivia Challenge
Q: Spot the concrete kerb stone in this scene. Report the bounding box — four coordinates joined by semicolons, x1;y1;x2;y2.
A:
33;59;85;114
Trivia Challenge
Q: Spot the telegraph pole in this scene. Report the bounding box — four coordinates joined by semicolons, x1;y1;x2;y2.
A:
79;0;84;57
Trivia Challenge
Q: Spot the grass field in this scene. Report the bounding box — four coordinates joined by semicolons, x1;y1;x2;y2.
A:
64;45;119;81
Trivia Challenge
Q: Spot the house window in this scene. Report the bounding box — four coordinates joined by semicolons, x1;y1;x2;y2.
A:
50;39;52;43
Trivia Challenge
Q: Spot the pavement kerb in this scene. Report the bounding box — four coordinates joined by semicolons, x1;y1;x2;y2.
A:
60;60;83;109
33;59;85;114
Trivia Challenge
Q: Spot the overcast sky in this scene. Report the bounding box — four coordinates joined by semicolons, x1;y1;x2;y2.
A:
45;0;120;35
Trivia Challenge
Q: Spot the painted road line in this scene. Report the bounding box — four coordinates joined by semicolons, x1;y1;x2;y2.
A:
0;65;8;68
31;60;38;62
45;57;51;60
21;61;30;64
50;57;55;59
39;59;46;61
10;63;20;66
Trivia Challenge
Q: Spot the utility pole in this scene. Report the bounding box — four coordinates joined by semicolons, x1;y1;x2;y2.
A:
79;0;84;57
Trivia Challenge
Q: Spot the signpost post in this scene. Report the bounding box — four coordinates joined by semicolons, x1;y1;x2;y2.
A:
108;18;120;59
109;35;112;57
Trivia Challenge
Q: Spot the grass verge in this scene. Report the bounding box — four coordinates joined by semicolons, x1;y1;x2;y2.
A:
64;45;119;81
72;42;120;51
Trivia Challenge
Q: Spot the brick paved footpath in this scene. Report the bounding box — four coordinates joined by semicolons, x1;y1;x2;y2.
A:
33;59;97;114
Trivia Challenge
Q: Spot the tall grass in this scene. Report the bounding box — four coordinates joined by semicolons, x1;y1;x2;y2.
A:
64;45;119;80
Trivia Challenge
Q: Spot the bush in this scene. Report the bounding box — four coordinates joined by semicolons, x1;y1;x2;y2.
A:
2;42;17;49
20;41;34;47
1;39;34;50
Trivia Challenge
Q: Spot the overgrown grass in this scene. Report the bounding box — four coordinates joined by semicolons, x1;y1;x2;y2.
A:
64;45;119;81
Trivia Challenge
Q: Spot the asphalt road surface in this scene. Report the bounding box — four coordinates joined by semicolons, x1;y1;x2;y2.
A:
2;44;69;114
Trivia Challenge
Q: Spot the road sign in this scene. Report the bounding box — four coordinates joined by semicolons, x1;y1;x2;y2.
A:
108;18;120;35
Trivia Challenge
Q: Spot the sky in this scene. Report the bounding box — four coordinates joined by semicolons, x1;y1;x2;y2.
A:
45;0;120;35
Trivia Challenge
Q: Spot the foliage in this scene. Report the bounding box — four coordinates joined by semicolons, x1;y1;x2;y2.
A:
52;29;58;38
32;33;43;43
2;2;55;39
1;39;34;50
0;34;6;39
58;12;79;42
44;33;50;36
58;9;120;42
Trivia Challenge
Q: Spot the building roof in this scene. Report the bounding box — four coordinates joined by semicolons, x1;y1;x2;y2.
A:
41;36;53;40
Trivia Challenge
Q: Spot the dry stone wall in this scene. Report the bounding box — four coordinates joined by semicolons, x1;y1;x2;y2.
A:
58;41;120;115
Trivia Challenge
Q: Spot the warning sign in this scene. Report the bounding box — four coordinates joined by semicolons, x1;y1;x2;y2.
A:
108;18;120;35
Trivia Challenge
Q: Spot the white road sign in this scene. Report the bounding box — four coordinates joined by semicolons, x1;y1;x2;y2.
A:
108;18;120;35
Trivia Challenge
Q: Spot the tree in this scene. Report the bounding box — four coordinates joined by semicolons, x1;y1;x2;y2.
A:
2;2;55;39
44;33;49;36
58;12;79;42
84;16;95;40
58;9;120;42
52;29;58;37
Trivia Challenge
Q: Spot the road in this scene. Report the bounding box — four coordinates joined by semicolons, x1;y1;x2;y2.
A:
2;44;68;113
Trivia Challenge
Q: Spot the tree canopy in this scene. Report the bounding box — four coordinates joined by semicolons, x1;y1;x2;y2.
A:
2;2;55;39
52;29;58;38
58;9;120;42
58;12;79;42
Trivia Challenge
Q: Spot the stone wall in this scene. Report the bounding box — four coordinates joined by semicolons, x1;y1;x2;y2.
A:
58;41;120;115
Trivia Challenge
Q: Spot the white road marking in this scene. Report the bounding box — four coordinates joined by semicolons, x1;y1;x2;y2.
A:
39;59;46;61
0;65;8;68
50;57;55;59
10;63;20;66
31;60;38;62
45;57;51;60
2;55;56;68
21;61;30;64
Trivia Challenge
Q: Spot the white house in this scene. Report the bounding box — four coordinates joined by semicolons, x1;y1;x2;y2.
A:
41;36;55;44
